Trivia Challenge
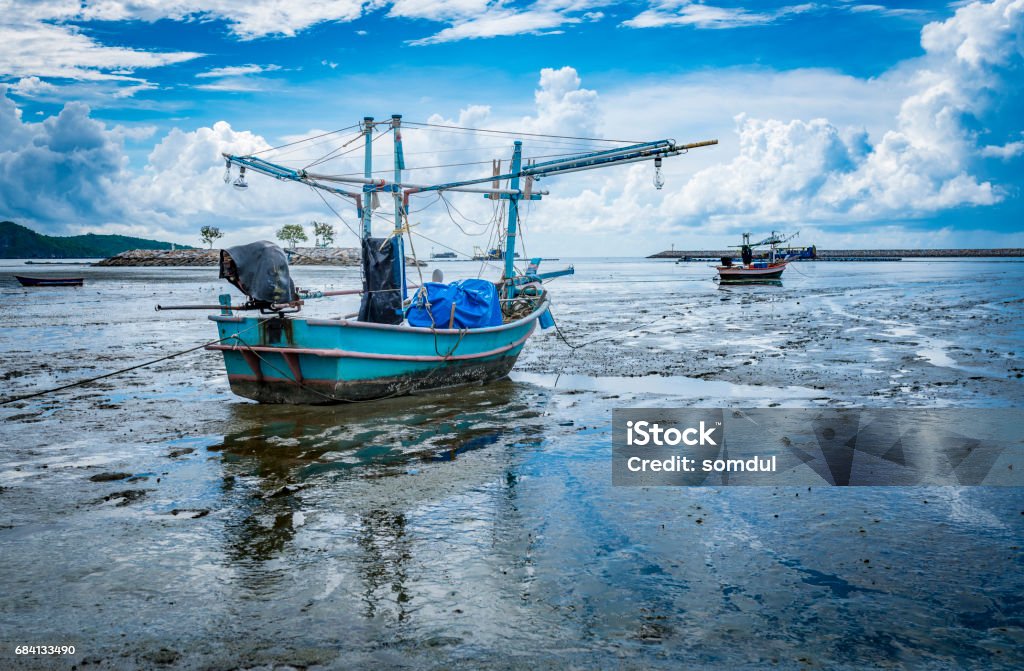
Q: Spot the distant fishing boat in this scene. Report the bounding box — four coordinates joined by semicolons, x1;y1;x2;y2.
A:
472;246;519;261
159;114;717;404
14;275;84;287
716;231;798;283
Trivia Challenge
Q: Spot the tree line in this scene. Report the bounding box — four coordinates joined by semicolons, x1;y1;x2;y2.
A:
199;221;337;249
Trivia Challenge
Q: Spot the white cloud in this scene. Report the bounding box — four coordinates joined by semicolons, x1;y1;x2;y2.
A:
20;0;365;40
623;1;816;30
193;63;284;91
0;93;128;223
408;9;582;45
0;19;202;84
850;4;928;18
520;66;599;137
8;77;59;98
2;1;1022;251
981;140;1024;159
387;0;494;21
920;0;1024;68
197;64;282;78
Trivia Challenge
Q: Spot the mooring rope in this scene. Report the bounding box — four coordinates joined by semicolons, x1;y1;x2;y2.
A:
549;308;671;352
0;324;259;406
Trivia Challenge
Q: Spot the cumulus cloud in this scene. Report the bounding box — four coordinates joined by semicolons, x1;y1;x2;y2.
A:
633;0;1021;229
8;77;59;98
2;1;1022;250
0;91;127;224
520;66;599;136
921;0;1024;68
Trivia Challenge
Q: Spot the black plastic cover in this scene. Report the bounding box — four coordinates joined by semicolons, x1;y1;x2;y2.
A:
358;237;403;325
220;241;297;305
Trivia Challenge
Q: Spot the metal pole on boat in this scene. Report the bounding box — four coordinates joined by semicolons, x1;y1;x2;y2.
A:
361;116;374;239
504;140;523;293
392;114;407;305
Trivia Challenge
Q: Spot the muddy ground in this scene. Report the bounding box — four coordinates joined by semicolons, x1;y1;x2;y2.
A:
0;258;1021;670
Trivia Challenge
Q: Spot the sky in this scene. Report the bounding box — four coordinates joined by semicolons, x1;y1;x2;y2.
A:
0;0;1022;255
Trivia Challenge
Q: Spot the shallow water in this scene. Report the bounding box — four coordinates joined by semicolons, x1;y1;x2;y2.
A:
0;258;1022;669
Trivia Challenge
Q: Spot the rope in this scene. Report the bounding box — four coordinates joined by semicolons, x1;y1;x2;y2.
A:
548;308;672;352
0;324;259;406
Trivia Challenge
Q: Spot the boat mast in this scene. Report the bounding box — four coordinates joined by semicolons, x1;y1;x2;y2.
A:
361;116;374;239
504;140;523;287
392;114;407;303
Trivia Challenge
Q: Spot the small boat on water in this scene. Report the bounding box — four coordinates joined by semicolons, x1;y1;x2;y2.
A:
716;231;798;283
157;114;717;404
14;275;84;287
472;246;519;261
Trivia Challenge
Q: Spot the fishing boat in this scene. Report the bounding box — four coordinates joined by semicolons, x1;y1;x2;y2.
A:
472;246;520;261
716;231;798;283
14;275;84;287
160;115;716;404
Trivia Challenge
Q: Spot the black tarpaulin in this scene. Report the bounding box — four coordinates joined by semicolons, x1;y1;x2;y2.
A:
220;241;297;305
358;237;403;325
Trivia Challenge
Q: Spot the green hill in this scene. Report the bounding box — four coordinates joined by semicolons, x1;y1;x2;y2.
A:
0;221;192;259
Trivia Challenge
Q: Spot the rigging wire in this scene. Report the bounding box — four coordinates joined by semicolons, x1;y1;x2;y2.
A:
308;185;361;241
258;128;365;162
305;127;391;170
404;121;642;144
250;124;360;156
438;193;495;236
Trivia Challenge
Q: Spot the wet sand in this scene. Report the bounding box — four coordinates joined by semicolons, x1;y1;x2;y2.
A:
1;258;1022;669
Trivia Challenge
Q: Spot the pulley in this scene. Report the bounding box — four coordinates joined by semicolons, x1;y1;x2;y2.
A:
233;165;248;190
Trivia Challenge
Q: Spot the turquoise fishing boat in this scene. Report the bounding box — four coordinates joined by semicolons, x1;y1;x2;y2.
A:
167;116;716;404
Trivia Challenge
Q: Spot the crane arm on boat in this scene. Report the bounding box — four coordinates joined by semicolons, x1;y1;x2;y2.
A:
223;138;718;202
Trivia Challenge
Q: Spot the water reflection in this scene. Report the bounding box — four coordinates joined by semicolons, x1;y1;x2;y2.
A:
357;509;412;622
210;378;547;484
717;279;784;289
207;378;554;607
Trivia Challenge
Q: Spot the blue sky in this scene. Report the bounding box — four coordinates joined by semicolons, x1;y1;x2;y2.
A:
1;1;1022;254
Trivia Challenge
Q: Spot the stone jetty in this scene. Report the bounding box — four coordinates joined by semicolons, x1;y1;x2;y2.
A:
96;247;425;267
648;248;1024;259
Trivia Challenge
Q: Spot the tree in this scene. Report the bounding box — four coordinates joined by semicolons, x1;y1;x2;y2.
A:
313;221;335;248
276;223;308;249
200;225;223;249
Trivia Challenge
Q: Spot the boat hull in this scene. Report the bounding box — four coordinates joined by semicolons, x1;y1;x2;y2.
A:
207;298;546;404
14;275;84;287
716;263;786;281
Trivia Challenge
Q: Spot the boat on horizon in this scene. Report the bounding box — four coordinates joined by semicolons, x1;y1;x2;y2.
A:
14;275;84;287
159;115;717;404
